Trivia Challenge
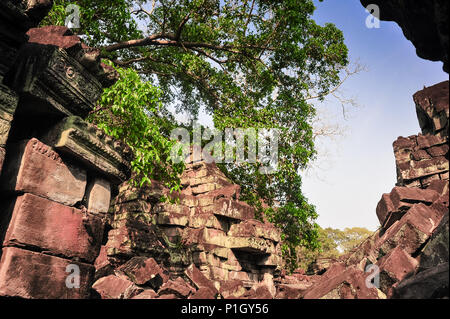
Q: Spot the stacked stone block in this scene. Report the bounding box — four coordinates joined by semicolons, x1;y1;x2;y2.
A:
277;81;449;299
101;152;283;298
0;2;130;299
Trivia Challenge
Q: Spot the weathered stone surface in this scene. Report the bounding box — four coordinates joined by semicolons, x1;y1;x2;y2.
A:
94;246;114;281
0;84;18;146
42;116;131;184
227;236;276;255
4;43;103;117
86;178;111;215
414;81;449;136
376;186;440;228
377;203;445;255
92;275;141;299
131;289;158;299
119;257;168;288
218;280;246;299
377;247;418;296
275;283;313;299
184;264;218;293
417;212;449;271
202;198;255;220
0;138;87;206
303;266;380;299
1;193;103;263
105;219;165;258
392;262;449;299
228;219;281;242
189;286;217;299
27;26;119;88
159;277;196;298
0;246;94;299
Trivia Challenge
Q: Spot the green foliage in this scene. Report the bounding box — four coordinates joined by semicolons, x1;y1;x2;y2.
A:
87;64;185;190
297;226;373;271
43;0;350;269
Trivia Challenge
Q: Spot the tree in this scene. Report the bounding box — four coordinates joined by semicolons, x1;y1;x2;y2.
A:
296;226;372;271
42;0;349;269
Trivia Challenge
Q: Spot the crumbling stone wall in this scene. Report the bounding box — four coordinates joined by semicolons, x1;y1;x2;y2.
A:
276;81;449;299
0;1;131;299
91;151;283;299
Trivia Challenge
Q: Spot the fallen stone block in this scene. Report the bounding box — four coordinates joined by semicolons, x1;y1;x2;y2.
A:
417;212;449;271
92;274;142;299
378;203;444;255
217;280;246;299
188;286;217;299
119;256;168;289
1;193;103;263
392;262;449;299
0;138;87;206
202;198;255;220
94;245;114;281
0;247;94;299
414;81;449;137
105;220;165;258
275;283;313;299
377;247;418;297
302;266;381;299
158;277;196;298
184;264;218;293
131;289;158;299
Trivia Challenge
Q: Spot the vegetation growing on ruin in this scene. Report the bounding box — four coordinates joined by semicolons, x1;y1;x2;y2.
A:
42;0;349;269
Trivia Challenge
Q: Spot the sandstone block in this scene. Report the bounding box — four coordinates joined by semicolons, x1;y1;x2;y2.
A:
0;138;87;206
92;275;141;299
303;266;380;299
86;178;111;215
1;193;103;263
42;116;131;184
5;44;102;117
228;219;281;242
119;257;168;289
0;247;94;299
377;247;418;296
159;277;196;298
219;280;246;299
131;289;158;299
184;264;218;293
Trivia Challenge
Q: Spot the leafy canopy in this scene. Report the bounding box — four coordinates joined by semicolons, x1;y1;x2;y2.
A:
42;0;349;269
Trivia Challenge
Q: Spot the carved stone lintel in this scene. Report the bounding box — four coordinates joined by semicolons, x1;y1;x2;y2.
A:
42;116;132;184
5;43;103;118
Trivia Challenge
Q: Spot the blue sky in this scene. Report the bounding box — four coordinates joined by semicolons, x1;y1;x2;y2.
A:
301;0;448;230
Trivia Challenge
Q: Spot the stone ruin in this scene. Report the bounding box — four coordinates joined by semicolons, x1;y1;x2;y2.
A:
0;0;448;299
273;80;449;299
0;0;283;299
